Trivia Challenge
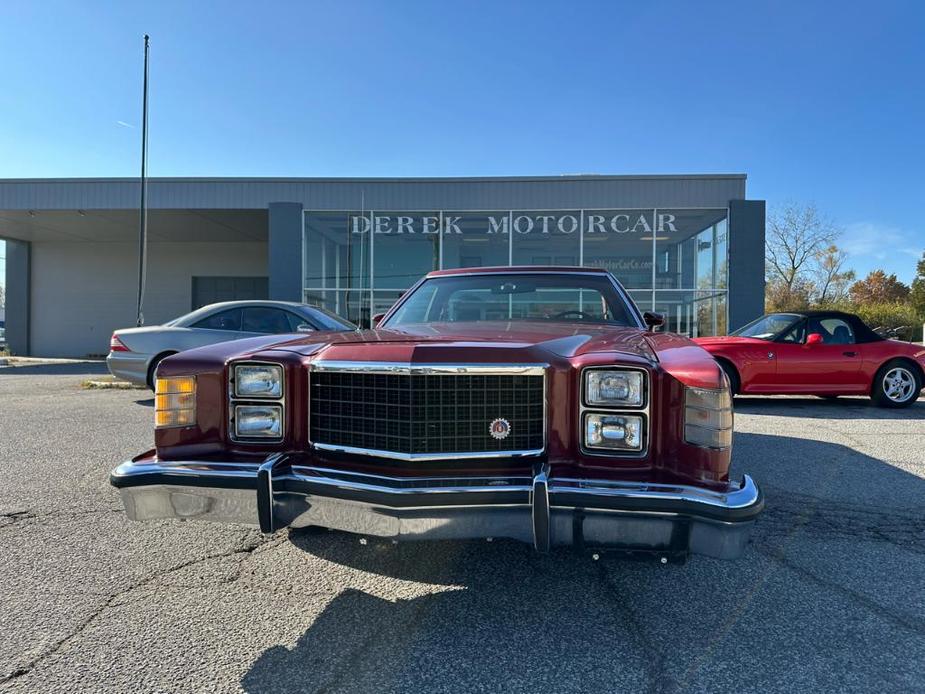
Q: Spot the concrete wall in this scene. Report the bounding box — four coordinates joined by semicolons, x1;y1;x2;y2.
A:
268;202;304;301
728;199;767;331
0;175;747;211
5;239;30;355
30;241;266;357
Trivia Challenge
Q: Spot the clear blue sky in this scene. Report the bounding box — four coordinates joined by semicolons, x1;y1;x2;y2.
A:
1;0;922;282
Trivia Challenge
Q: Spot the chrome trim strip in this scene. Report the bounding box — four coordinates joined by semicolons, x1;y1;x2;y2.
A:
111;460;263;479
292;464;532;484
309;361;548;376
310;442;545;462
531;464;551;553
280;470;533;497
550;475;760;510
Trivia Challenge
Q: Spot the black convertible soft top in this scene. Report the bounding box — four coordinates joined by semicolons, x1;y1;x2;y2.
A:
794;310;884;344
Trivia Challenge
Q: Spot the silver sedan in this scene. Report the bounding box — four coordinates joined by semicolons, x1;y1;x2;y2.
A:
107;300;356;388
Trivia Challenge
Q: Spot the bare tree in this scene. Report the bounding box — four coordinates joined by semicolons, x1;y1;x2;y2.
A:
814;245;855;305
766;203;839;291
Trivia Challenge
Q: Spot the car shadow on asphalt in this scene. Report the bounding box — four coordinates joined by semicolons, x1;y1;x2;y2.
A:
0;362;109;377
135;398;154;407
241;432;925;693
733;395;925;419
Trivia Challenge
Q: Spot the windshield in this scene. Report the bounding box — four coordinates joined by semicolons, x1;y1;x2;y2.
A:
731;313;801;341
382;273;638;328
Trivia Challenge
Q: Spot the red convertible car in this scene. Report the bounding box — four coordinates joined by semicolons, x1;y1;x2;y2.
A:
695;311;925;407
111;267;763;560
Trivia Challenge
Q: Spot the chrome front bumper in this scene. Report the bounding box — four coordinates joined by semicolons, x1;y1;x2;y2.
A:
110;455;763;559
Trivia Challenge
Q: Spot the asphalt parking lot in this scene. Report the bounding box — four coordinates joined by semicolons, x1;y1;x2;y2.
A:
1;364;923;693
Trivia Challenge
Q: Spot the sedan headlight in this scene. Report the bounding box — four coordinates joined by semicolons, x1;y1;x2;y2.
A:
585;369;644;407
234;405;283;439
684;386;733;449
584;413;644;451
234;364;283;398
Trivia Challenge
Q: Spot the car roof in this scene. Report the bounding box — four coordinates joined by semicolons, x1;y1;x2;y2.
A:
787;310;858;318
196;300;312;311
767;310;883;343
427;265;609;277
170;300;332;327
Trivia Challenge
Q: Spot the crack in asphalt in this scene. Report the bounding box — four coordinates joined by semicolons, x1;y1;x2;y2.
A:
594;560;673;694
755;490;925;549
315;595;433;694
756;545;925;637
0;530;278;687
0;507;123;528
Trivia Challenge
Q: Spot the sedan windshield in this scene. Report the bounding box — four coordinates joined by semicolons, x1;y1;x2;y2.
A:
382;273;638;328
731;313;801;341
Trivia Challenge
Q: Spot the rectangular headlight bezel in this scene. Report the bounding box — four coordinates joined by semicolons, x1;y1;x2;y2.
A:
578;366;649;458
233;363;284;399
233;404;284;440
582;367;647;409
229;361;285;443
583;412;645;452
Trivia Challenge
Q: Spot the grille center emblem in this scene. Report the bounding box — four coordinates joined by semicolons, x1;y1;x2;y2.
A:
489;418;511;440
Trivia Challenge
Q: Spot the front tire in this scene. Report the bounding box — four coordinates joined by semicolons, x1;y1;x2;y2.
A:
716;359;740;396
146;352;175;391
871;361;921;408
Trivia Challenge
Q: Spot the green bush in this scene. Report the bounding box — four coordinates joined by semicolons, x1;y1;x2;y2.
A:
854;302;922;342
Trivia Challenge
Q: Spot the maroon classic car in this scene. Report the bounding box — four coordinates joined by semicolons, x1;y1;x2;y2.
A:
111;267;763;560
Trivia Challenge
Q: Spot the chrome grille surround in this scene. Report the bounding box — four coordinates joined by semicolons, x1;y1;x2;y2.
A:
308;362;548;461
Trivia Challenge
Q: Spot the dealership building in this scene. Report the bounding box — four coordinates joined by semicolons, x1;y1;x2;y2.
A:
0;174;765;358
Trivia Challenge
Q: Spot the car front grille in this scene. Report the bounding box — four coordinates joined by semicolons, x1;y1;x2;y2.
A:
309;364;546;460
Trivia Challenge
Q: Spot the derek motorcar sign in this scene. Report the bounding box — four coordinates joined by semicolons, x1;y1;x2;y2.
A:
350;211;680;235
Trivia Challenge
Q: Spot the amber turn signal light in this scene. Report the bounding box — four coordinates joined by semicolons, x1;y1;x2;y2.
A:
155;376;196;428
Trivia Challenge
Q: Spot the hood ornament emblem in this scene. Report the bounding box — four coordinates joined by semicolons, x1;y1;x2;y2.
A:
489;418;511;440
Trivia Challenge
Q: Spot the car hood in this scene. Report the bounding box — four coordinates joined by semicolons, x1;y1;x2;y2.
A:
167;321;724;390
692;336;770;347
265;321;658;362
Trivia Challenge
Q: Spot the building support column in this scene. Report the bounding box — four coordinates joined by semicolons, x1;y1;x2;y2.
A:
727;200;766;332
268;202;304;302
5;239;31;356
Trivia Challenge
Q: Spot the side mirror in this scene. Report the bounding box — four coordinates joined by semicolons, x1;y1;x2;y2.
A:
806;332;824;346
643;311;665;330
371;313;386;328
296;323;314;333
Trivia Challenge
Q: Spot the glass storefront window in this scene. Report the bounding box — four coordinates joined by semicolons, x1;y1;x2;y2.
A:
654;290;728;337
653;209;728;290
511;210;580;266
581;209;656;290
368;212;440;290
440;212;510;269
303;210;371;290
303;208;730;333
